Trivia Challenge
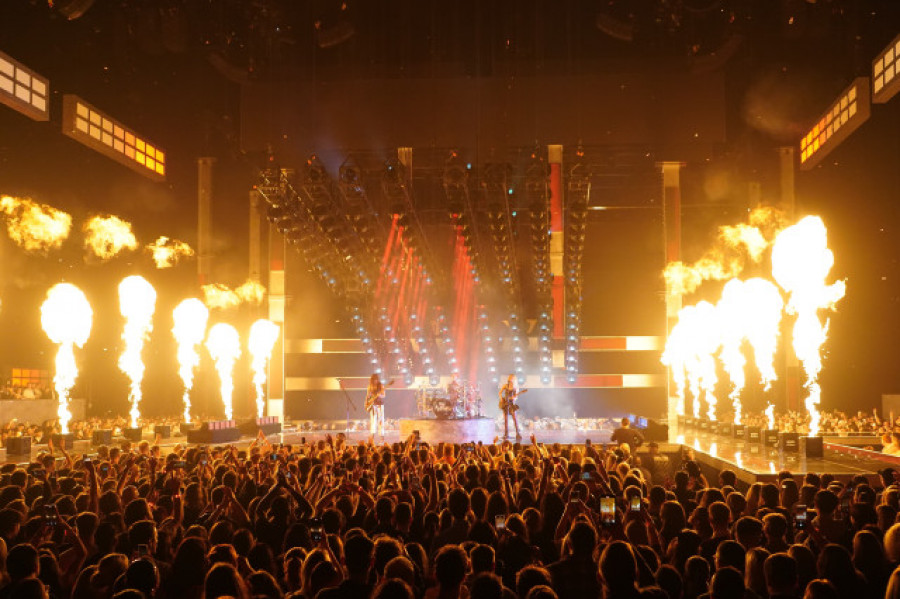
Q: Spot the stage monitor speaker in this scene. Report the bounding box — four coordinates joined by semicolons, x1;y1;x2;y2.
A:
154;425;171;439
643;419;669;442
7;436;31;455
92;430;112;446
122;428;142;443
51;433;75;448
779;432;799;452
802;436;824;458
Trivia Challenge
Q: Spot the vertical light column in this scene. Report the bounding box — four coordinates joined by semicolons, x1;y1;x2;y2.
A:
266;207;286;421
548;145;565;339
660;161;684;430
197;157;216;285
249;190;263;285
780;146;801;413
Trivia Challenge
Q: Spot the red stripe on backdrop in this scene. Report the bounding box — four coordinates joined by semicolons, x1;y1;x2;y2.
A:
580;337;627;350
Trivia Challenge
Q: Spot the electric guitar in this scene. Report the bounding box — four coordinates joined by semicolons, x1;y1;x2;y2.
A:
499;388;528;413
365;380;396;412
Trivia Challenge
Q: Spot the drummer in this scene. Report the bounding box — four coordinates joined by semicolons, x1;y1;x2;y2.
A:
447;372;462;400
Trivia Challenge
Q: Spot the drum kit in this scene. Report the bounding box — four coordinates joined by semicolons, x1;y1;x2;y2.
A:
416;381;484;419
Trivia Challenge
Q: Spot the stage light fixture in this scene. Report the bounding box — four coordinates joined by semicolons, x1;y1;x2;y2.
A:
873;33;900;104
799;78;871;170
0;50;49;121
62;95;166;181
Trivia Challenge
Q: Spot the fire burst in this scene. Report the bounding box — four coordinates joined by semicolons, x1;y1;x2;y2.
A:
41;284;92;434
0;196;71;252
84;215;138;260
147;236;194;268
202;280;266;309
662;301;719;419
772;216;845;436
716;278;784;425
118;276;157;428
249;319;280;419
206;323;241;420
172;299;208;423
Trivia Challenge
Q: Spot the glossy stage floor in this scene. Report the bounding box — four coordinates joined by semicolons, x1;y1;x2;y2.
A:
665;424;900;484
8;420;900;486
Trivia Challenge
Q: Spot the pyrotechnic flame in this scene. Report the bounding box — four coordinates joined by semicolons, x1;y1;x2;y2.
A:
765;403;775;429
118;276;157;428
236;280;266;304
772;216;846;436
202;284;240;309
662;301;719;419
147;236;194;268
172;299;209;423
717;279;749;424
716;278;785;425
664;256;743;297
719;224;768;262
664;207;787;297
206;323;241;420
0;196;71;252
84;215;138;260
40;283;92;434
202;280;266;309
249;319;280;419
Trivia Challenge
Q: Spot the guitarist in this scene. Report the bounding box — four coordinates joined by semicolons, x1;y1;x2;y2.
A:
498;374;526;441
366;374;392;438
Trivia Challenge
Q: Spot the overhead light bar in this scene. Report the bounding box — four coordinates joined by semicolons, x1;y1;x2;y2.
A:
873;33;900;104
0;50;49;121
799;77;870;170
61;94;166;181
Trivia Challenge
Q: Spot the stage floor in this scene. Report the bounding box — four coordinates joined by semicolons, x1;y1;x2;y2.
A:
669;426;897;484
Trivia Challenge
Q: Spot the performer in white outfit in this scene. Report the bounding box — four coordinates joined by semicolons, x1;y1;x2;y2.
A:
366;374;387;437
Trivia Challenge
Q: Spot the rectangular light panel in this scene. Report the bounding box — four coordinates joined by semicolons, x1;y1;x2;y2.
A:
799;77;871;170
873;33;900;104
61;94;166;181
0;50;49;121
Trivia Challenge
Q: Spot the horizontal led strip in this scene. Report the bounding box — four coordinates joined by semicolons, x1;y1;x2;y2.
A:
0;50;49;121
799;77;871;170
287;335;664;354
286;373;664;391
873;33;900;104
61;94;166;181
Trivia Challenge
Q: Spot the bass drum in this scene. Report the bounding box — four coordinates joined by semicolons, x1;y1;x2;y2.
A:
431;397;455;420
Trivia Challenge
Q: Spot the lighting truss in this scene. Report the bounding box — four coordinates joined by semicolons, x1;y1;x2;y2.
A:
564;161;590;382
0;50;49;121
61;95;166;181
799;77;871;170
873;33;900;104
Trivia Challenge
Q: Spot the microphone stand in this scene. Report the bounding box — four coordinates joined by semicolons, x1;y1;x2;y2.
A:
337;378;358;439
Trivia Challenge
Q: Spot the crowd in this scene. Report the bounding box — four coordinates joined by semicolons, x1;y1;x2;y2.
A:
0;417;191;449
0;430;896;599
0;383;52;401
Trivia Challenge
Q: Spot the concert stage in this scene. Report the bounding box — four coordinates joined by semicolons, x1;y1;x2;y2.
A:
399;417;496;443
672;426;897;485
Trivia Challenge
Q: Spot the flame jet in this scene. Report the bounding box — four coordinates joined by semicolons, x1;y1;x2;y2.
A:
206;323;241;420
662;301;720;419
147;236;194;268
84;215;138;260
249;319;280;419
772;216;845;436
0;196;71;252
41;284;92;434
716;278;784;425
118;276;157;428
172;299;209;423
